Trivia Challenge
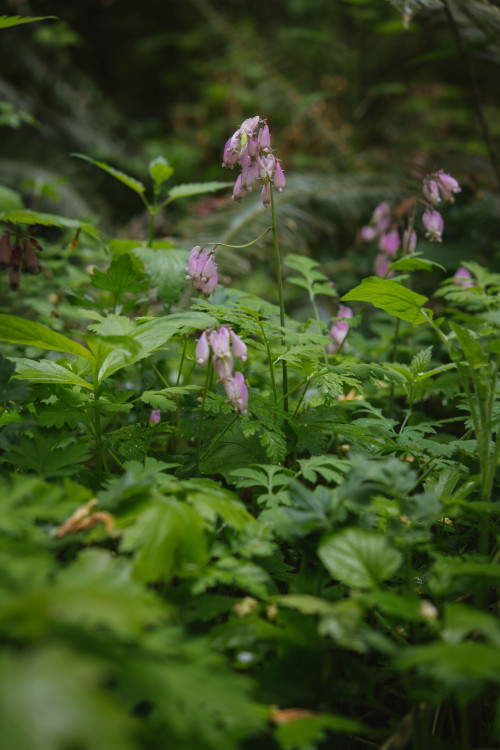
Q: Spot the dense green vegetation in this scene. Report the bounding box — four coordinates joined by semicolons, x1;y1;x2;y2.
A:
1;3;500;749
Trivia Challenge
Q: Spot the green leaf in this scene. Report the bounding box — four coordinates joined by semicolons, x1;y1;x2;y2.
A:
397;642;500;692
0;646;135;750
167;181;232;201
0;209;98;237
73;153;146;196
132;245;190;304
0;15;57;30
298;455;350;484
90;254;146;297
149;156;174;185
122;497;207;583
0;315;93;360
450;321;488;368
275;713;364;750
318;528;402;589
0;185;24;212
3;429;91;478
9;358;93;390
389;254;446;273
342;276;429;325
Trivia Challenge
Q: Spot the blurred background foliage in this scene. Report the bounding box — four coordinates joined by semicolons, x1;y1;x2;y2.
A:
1;0;500;312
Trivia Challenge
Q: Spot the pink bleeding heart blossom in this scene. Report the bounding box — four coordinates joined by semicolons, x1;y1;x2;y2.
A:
361;201;392;242
224;372;248;414
327;305;353;354
423;209;444;242
435;171;461;203
453;267;474;287
230;330;248;361
196;331;210;366
378;229;400;258
222;116;285;207
149;409;161;424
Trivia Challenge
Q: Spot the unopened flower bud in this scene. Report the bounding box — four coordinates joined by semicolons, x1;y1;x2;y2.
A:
210;327;231;359
0;234;12;271
232;174;247;202
23;239;40;275
8;264;21;291
372;201;391;234
261;182;271;208
11;242;22;271
224;371;248;413
230;330;248;361
423;208;444;242
436;171;461;203
326;305;352;353
453;267;474;287
149;409;161;424
187;246;203;276
273;162;286;192
258;124;271;151
422;178;441;205
196;331;210;366
361;225;378;242
378;229;400;257
212;353;234;382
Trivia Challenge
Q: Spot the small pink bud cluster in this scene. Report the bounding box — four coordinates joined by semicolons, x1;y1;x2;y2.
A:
186;245;218;296
196;327;249;414
421;171;461;243
222;116;285;207
453;267;474;288
326;305;353;354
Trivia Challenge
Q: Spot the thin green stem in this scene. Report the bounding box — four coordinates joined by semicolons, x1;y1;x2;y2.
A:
389;317;401;418
212;227;272;250
176;336;188;386
258;320;279;413
195;362;212;475
201;414;239;461
270;186;288;414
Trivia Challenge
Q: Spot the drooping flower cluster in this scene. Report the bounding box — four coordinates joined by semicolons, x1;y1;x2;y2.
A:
186;245;218;296
196;327;249;413
222;116;285;207
361;169;461;273
361;202;416;278
0;234;41;291
326;305;353;354
421;171;461;243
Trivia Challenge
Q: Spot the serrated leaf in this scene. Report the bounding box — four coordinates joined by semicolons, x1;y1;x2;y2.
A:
450;321;488;368
167;181;232;200
298;455;350;484
149;156;174;185
4;430;91;478
318;528;402;589
132;246;190;304
342;277;428;325
0;14;57;30
0;315;93;360
0;209;98;237
90;254;145;297
9;358;93;390
73;153;146;195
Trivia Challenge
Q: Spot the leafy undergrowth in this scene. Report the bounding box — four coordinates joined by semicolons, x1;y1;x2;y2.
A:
1;72;500;750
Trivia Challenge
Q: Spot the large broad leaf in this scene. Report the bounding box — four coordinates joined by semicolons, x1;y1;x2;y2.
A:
73;153;146;196
0;209;98;238
0;185;24;212
450;321;488;368
388;254;446;273
318;528;402;589
9;358;93;391
397;641;500;691
342;277;428;325
0;314;93;361
167;181;232;201
274;713;365;750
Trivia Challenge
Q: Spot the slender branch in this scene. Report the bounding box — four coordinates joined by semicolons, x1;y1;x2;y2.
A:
270;186;288;414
